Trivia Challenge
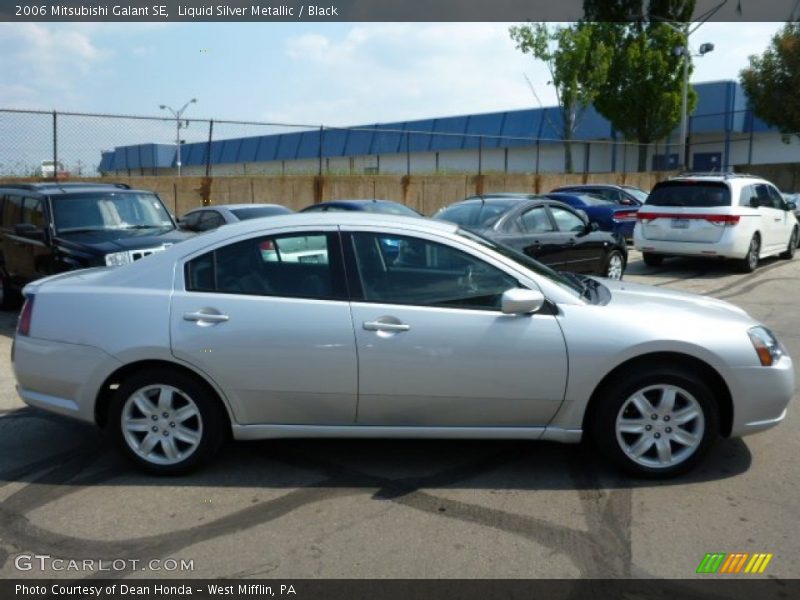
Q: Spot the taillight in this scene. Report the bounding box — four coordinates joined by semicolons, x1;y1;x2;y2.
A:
704;214;740;225
17;295;34;337
614;210;638;221
636;212;740;226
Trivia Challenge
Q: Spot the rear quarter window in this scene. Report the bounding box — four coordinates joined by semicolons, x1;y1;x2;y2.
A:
646;182;731;208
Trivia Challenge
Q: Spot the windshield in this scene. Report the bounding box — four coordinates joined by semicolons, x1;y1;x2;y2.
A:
624;187;649;203
646;181;731;207
231;206;293;220
53;193;175;233
456;228;585;297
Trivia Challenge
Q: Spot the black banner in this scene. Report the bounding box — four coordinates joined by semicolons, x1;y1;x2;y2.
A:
0;0;798;22
4;579;800;600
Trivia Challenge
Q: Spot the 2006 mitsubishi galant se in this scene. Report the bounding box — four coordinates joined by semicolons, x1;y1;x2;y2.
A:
12;214;794;477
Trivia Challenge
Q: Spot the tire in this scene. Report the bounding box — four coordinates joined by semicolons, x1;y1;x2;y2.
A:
0;273;22;311
603;250;626;280
642;252;664;267
109;368;227;475
589;367;719;478
738;234;760;273
779;227;797;260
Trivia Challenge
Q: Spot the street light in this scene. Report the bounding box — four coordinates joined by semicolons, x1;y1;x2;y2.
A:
672;40;714;171
159;98;197;176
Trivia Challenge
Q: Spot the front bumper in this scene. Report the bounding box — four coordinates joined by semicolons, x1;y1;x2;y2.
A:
727;354;794;437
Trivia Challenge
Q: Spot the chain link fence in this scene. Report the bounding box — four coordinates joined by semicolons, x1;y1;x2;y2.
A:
0;107;794;180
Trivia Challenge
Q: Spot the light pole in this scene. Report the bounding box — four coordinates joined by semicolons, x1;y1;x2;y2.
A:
672;40;714;171
159;98;197;176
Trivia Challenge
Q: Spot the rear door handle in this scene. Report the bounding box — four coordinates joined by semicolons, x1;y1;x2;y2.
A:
184;311;229;324
363;320;410;332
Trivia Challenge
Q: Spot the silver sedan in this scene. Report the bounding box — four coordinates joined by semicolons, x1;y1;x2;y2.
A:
12;214;794;477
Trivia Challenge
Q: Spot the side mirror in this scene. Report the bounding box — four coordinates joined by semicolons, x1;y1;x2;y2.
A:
501;288;545;315
786;201;796;211
749;197;760;208
14;223;39;237
589;221;600;231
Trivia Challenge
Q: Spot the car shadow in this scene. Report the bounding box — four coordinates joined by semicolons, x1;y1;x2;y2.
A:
625;254;787;281
0;407;752;492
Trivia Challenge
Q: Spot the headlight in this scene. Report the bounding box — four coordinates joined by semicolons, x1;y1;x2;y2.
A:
105;251;132;267
748;326;784;366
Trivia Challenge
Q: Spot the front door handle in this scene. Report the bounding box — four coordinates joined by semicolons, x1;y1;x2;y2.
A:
184;311;229;324
363;320;410;332
774;217;782;222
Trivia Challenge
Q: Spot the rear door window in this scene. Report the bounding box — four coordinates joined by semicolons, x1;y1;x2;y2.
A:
646;182;731;207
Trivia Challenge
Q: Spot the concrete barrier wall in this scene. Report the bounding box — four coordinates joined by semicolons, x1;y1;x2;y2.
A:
0;171;680;217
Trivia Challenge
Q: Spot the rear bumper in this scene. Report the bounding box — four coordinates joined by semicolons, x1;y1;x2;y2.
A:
13;335;120;425
634;228;749;259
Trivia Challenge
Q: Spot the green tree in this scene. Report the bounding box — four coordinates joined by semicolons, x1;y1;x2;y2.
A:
740;23;800;143
509;23;611;173
584;0;698;171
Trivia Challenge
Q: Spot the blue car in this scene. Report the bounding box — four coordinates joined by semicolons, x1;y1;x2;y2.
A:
545;192;639;239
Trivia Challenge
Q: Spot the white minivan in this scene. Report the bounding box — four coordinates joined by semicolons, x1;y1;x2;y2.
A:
633;173;798;272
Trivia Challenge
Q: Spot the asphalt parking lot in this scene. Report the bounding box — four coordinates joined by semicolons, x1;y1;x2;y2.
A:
0;250;797;581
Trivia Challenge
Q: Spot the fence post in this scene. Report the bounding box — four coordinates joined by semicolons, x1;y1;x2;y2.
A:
584;142;590;174
478;135;483;176
319;125;324;177
52;110;58;180
205;119;214;178
406;131;411;176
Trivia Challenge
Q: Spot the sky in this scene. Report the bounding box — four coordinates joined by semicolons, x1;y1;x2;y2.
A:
0;22;787;126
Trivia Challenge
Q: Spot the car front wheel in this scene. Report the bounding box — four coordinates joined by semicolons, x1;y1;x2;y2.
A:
590;367;719;478
110;368;226;475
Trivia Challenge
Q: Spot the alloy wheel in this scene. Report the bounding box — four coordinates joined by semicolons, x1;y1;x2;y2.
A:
121;384;204;466
748;237;760;270
615;384;705;469
606;253;624;280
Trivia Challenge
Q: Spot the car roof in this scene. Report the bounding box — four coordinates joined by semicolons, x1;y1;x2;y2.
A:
0;182;149;196
184;203;288;213
663;173;769;185
145;213;456;257
554;183;622;190
459;194;541;204
312;199;403;207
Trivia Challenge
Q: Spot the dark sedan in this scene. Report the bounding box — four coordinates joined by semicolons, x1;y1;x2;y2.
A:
433;196;627;279
300;199;422;216
545;192;639;238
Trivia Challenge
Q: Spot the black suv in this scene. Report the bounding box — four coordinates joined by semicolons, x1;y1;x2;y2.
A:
0;182;191;309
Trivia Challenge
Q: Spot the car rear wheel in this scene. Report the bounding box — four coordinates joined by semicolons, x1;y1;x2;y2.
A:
604;250;625;280
738;234;760;273
110;368;226;475
642;252;664;267
780;228;797;259
590;367;719;478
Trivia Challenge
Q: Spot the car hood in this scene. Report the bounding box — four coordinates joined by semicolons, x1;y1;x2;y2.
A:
54;228;192;253
599;277;753;325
